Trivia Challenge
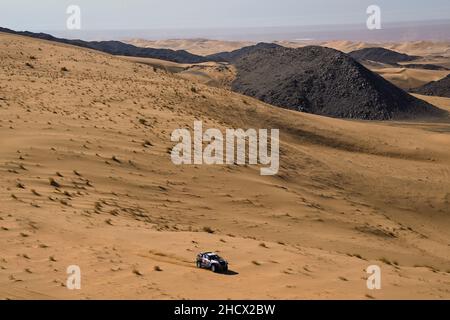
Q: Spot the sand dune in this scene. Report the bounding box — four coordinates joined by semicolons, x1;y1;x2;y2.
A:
372;67;450;90
125;39;255;56
1;32;450;299
386;41;450;58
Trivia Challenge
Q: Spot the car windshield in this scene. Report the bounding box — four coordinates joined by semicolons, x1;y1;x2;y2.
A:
208;255;221;260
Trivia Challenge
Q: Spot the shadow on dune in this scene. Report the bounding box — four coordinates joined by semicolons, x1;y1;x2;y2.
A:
221;270;239;276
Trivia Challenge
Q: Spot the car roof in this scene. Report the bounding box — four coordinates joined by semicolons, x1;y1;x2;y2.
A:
201;252;216;256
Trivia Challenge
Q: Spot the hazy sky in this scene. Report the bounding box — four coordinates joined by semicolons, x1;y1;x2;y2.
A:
1;0;450;31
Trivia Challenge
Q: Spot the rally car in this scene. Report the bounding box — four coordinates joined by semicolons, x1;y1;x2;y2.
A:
196;252;228;273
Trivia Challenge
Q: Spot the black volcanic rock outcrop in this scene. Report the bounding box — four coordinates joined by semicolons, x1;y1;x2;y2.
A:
206;43;282;62
349;47;419;65
231;46;443;120
410;74;450;98
0;27;207;64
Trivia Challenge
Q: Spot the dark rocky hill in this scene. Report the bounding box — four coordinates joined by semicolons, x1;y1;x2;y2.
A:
410;75;450;98
231;46;443;120
206;43;282;62
349;47;419;64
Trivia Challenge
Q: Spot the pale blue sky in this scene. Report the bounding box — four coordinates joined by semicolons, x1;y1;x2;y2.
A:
1;0;450;31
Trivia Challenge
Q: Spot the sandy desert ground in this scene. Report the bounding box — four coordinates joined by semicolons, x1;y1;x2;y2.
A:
118;56;236;89
1;32;450;300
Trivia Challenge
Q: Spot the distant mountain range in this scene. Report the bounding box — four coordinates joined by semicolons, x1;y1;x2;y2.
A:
47;20;450;42
0;27;207;64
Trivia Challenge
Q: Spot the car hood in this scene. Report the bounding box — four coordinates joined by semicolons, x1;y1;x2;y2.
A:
211;259;227;264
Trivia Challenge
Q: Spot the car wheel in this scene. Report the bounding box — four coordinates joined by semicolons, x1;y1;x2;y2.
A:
196;261;201;268
211;264;217;273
